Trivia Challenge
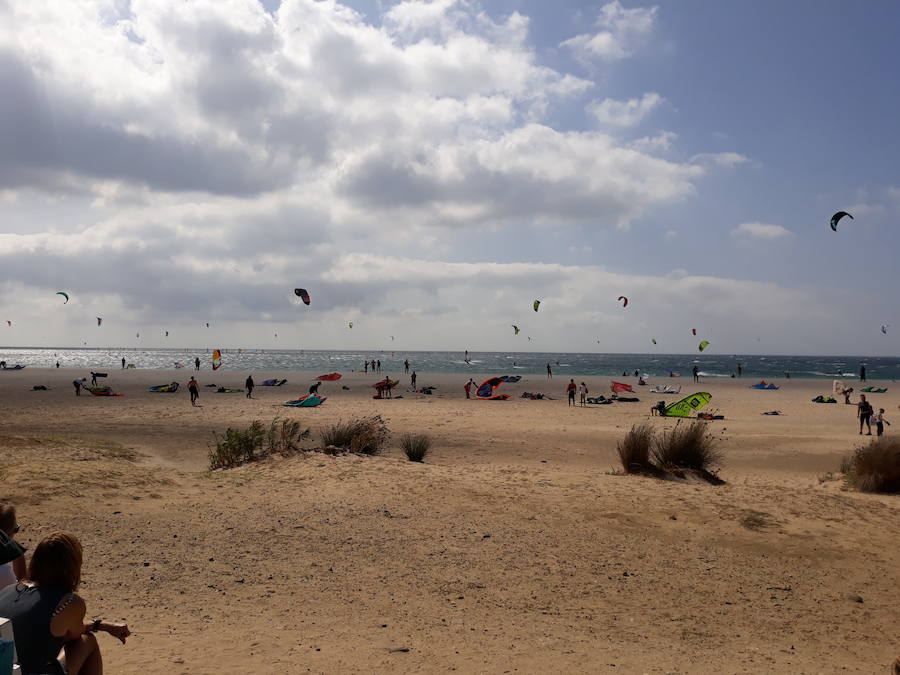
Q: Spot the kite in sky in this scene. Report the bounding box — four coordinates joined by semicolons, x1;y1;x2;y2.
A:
692;328;697;336
652;338;657;345
294;288;311;305
165;331;169;337
618;296;628;307
830;211;853;232
96;317;102;326
533;300;540;312
512;325;520;335
348;321;353;329
698;340;710;352
206;323;210;328
5;321;10;327
882;324;889;334
56;292;69;304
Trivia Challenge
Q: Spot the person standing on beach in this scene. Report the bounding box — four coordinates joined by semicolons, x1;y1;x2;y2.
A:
404;359;410;374
858;394;873;435
874;408;890;436
546;363;552;379
245;375;254;399
464;378;474;399
55;361;59;369
364;360;368;373
90;372;98;387
195;357;200;371
410;371;417;389
692;365;699;383
377;359;381;373
566;379;576;406
860;364;866;382
579;381;588;406
188;376;199;406
121;357;125;369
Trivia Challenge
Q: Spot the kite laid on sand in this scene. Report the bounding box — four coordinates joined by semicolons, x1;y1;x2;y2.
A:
662;392;712;418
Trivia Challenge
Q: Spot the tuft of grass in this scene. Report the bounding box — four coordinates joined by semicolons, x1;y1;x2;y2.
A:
740;510;776;531
320;415;390;456
841;437;900;493
401;433;432;462
209;417;311;470
617;423;655;473
652;420;723;472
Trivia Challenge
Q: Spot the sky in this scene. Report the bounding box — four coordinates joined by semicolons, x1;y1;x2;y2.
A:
1;0;899;354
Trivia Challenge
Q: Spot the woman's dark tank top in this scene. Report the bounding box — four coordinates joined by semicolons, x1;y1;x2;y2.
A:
0;583;68;674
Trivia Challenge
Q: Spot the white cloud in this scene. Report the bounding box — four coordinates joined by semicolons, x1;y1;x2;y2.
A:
587;92;662;127
561;1;657;63
732;222;791;240
631;131;677;153
690;152;749;168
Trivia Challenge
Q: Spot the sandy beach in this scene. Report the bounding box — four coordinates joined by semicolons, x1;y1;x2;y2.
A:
1;367;898;673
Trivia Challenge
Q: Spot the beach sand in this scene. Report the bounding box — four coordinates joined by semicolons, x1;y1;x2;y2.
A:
1;367;898;673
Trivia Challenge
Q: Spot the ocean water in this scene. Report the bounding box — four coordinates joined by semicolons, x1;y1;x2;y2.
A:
1;347;898;380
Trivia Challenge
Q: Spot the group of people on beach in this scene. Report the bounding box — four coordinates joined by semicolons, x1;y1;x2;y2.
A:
0;501;130;674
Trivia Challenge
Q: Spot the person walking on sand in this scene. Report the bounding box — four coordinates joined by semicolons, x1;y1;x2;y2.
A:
579;381;588;407
188;376;199;406
464;378;474;399
692;365;699;383
410;371;417;389
566;379;576;406
874;408;890;436
546;363;552;379
858;394;873;435
245;375;254;399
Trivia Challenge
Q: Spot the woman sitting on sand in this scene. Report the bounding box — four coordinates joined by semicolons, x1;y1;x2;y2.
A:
0;532;130;675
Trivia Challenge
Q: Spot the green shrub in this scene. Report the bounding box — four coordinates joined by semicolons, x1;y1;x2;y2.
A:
209;417;311;470
652;420;723;472
617;423;654;473
842;437;900;493
401;433;432;462
321;415;390;456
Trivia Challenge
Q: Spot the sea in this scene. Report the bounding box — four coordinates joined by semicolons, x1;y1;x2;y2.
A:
1;347;898;380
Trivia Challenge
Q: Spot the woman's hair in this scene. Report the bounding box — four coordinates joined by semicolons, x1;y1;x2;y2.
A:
28;532;83;592
0;502;16;535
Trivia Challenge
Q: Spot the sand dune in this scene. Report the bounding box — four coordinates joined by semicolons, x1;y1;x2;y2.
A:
1;368;897;673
